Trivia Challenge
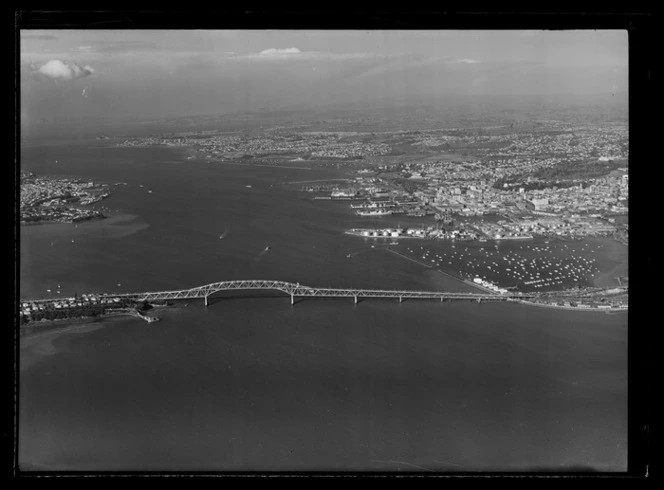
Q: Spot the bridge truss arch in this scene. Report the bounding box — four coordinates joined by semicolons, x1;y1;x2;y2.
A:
113;279;522;307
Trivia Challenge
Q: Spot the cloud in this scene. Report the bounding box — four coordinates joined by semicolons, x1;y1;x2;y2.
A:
233;48;380;62
453;58;482;64
259;47;302;57
37;60;95;80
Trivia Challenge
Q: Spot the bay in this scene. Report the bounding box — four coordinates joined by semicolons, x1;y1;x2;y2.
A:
19;141;627;472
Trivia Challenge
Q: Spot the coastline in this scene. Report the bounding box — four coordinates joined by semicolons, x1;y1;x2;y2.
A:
345;231;424;239
20;309;135;337
19;305;173;337
344;229;608;243
20;215;107;226
20;315;105;337
516;299;627;313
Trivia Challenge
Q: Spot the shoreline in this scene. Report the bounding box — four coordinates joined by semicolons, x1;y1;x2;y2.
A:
516;299;627;313
20;211;137;229
20;305;174;336
20;214;107;226
344;229;618;244
20;309;135;335
219;161;313;170
20;315;105;337
345;231;425;239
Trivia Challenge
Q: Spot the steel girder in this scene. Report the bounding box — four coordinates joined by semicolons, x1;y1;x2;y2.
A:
111;280;517;302
23;280;538;304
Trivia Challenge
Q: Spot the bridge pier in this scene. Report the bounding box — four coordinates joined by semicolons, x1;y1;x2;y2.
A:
204;295;208;307
291;293;294;305
354;296;358;304
399;296;402;303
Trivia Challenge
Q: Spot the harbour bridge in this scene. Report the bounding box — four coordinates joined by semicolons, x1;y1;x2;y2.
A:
107;279;531;306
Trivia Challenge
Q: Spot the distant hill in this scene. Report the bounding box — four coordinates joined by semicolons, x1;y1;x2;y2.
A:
20;91;628;143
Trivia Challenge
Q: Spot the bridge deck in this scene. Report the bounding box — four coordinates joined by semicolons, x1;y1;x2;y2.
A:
22;280;539;305
104;280;523;302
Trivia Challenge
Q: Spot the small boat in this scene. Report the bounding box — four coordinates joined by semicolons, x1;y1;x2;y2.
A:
346;253;352;258
246;185;252;188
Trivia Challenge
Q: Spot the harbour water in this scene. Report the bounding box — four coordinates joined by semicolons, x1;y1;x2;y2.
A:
19;141;627;472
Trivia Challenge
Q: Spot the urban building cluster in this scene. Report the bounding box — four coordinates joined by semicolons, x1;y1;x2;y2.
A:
19;295;126;324
524;285;629;310
20;173;110;223
304;123;629;243
19;294;164;325
410;123;628;162
524;173;629;215
391;161;627;219
118;130;391;160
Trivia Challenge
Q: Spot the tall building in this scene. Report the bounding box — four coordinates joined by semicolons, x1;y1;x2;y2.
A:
528;198;549;211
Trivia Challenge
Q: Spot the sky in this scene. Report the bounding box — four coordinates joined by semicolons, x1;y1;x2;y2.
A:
19;30;628;124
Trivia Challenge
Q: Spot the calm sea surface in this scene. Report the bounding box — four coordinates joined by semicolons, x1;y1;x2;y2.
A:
19;142;627;472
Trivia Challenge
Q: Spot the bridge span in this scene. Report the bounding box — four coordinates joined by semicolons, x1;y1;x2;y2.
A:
108;279;530;306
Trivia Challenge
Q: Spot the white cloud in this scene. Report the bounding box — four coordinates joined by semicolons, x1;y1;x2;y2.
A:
37;60;95;80
259;47;302;56
453;58;482;64
233;48;377;62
